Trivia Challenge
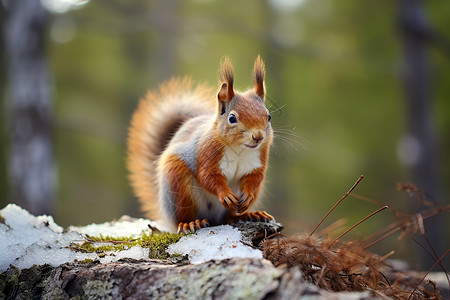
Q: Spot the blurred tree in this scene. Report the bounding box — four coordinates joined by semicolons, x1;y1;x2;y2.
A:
398;0;444;267
151;0;179;80
5;0;55;215
261;0;292;224
0;3;7;204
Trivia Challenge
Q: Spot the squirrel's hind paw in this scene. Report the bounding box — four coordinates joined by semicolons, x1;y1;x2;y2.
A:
177;219;209;234
231;211;274;223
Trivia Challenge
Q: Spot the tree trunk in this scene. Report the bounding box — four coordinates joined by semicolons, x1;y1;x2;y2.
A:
0;3;8;205
397;0;444;269
151;0;179;81
5;0;55;215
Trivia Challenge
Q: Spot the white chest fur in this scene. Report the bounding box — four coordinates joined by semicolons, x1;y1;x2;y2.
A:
219;146;262;183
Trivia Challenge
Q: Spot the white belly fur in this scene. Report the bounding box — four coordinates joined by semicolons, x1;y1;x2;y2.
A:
219;146;262;195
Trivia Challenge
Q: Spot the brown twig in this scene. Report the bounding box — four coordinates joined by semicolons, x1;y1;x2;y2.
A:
331;206;388;245
407;249;449;300
310;175;364;237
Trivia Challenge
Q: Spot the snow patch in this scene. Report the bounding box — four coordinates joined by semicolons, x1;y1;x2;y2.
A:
0;204;154;271
0;204;96;271
69;217;165;238
167;225;262;264
99;246;149;264
0;204;262;271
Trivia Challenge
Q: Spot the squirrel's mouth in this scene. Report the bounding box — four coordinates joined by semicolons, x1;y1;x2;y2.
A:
244;144;258;149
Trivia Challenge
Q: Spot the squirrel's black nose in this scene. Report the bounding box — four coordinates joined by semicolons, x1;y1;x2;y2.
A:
252;135;263;143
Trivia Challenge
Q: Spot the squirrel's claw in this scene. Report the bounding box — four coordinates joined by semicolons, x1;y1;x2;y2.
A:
228;210;274;223
253;211;274;222
177;219;209;234
237;192;254;214
219;192;239;208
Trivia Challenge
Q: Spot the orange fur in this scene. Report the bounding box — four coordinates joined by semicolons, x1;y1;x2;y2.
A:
127;57;274;231
253;55;265;99
234;93;269;129
163;154;197;224
196;137;232;199
127;78;214;220
219;57;235;101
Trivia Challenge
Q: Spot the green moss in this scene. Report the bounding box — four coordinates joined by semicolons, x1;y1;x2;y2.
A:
70;232;185;260
140;232;185;259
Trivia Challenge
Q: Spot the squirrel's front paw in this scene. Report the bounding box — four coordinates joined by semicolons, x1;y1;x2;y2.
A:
219;191;239;209
237;192;254;214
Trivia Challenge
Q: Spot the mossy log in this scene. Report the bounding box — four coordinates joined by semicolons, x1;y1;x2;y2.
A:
1;258;378;299
1;220;446;299
0;221;374;299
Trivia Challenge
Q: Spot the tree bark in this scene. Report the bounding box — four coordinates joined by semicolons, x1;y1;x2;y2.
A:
5;0;55;215
1;258;380;300
4;257;447;299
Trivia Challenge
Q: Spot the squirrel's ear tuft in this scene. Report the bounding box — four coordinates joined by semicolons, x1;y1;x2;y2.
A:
218;57;235;102
253;55;265;99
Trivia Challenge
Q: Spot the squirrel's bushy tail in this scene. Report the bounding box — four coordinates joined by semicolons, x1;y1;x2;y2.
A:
127;78;215;220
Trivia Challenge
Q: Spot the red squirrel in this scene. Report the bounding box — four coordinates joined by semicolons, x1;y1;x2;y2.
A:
127;56;274;233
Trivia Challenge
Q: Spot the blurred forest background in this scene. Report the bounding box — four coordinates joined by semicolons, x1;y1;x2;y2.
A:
1;0;449;269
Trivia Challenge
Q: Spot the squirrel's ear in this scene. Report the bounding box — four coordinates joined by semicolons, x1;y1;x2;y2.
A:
218;57;235;103
253;55;265;99
218;83;228;115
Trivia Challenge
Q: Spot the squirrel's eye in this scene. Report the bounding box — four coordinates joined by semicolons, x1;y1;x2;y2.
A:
228;114;237;124
268;114;272;122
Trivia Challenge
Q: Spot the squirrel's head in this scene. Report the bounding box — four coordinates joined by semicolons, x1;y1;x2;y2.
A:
215;56;272;149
